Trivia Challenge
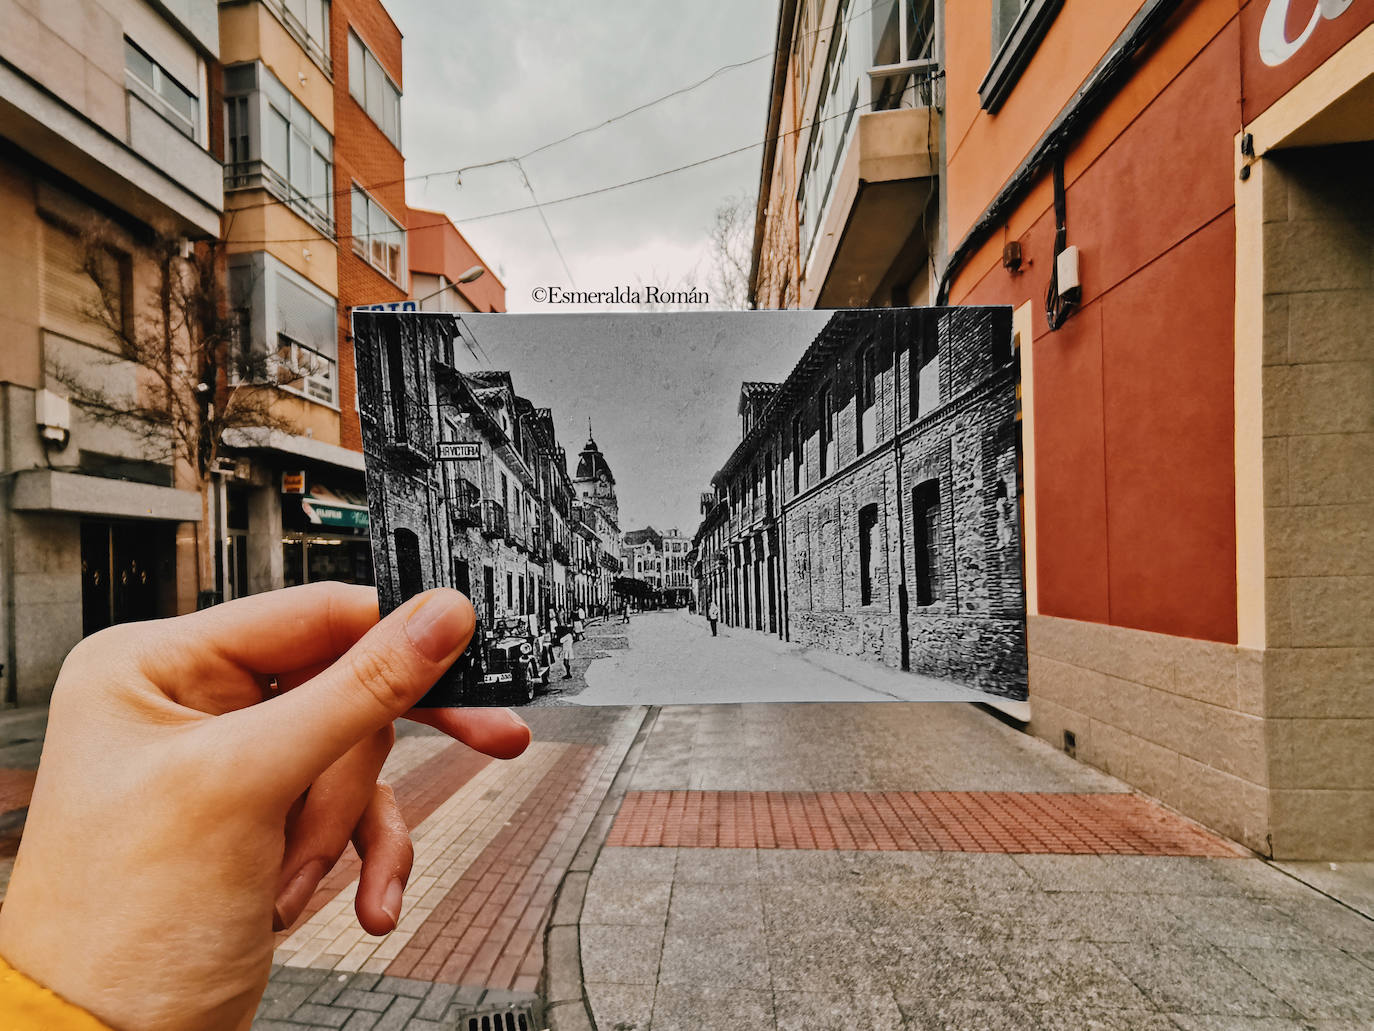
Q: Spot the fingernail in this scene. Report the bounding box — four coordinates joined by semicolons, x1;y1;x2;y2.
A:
503;709;529;731
382;878;404;926
273;859;326;931
405;591;469;662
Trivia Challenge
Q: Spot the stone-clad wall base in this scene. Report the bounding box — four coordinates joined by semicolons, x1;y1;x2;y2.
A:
908;615;1026;698
1027;613;1271;854
1027;613;1374;860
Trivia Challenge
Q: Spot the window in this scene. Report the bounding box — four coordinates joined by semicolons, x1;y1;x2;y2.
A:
348;30;402;148
228;253;337;405
858;503;880;605
273;0;331;72
223;63;334;235
40;220;131;345
791;413;804;494
797;0;859;262
909;328;940;422
911;480;941;607
856;345;876;454
124;39;197;139
351;186;405;284
818;384;834;479
979;0;1061;112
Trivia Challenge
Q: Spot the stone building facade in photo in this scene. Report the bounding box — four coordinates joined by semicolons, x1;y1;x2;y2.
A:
696;307;1025;699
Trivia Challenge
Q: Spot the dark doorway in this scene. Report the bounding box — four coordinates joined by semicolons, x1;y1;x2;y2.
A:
393;528;423;601
483;564;495;623
81;520;163;636
453;557;471;598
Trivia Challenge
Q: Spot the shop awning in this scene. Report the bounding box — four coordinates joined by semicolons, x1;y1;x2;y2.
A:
301;484;370;530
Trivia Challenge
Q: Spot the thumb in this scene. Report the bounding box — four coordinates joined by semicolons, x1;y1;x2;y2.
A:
234;588;475;796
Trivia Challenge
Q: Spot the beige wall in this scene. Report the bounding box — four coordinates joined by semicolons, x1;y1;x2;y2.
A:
1259;143;1374;859
219;2;335;127
225;197;339;296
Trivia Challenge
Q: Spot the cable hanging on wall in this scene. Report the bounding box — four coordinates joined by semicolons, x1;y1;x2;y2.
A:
1044;153;1079;331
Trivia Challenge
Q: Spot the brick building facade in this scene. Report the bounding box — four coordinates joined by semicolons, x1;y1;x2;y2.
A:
696;307;1025;698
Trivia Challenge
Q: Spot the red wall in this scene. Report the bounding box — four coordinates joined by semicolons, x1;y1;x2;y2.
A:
407;206;508;313
332;0;407;452
955;10;1243;643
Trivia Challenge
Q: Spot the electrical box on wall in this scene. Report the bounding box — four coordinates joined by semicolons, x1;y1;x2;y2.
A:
1056;245;1081;300
35;388;71;449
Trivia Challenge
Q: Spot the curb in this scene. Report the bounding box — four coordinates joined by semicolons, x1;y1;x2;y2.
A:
540;705;660;1031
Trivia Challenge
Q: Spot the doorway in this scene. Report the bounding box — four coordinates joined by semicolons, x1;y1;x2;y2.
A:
81;520;166;636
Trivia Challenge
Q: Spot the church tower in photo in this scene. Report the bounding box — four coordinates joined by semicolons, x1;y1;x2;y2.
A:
573;422;618;525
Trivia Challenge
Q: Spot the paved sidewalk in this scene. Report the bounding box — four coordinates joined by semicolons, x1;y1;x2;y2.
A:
573;627;1374;1030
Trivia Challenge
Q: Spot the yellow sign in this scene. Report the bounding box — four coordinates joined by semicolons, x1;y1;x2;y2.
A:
282;471;306;494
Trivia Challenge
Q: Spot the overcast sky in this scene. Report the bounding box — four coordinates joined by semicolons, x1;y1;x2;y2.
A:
388;0;780;312
384;2;807;533
456;312;834;534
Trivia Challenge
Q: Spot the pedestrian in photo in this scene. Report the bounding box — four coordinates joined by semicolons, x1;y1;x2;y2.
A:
558;617;576;679
574;605;586;641
707;597;720;637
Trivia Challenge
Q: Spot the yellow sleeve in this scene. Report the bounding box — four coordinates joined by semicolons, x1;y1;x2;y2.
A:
0;955;112;1030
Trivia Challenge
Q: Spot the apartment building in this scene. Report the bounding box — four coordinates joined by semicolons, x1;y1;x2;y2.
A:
0;0;222;704
750;0;1374;857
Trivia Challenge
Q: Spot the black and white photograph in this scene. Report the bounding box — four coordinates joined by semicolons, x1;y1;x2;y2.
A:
353;306;1026;708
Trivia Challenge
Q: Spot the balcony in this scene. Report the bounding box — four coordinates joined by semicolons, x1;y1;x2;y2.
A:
450;478;481;528
552;540;570;566
506;521;525;551
797;0;939;308
381;391;434;462
274;336;336;405
479;499;507;540
528;525;547;562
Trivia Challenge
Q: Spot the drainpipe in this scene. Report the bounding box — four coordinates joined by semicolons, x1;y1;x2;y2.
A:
892;313;911;671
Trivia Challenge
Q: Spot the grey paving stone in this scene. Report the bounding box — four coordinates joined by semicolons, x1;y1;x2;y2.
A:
667;881;762;929
580;923;663;986
272;966;333;985
1271;897;1374;951
1223;946;1374;1021
584;981;654;1031
649;984;772;1031
414;982;456;1020
593;846;678;882
1042;890;1196;944
334;989;392;1012
885;935;1018;1001
766;926;873;995
773;989;905;1030
1160;894;1328;949
340;1011;378;1031
658;927;771;990
252;1022;312;1031
672;848;759;884
1031;1007;1179;1030
985;941;1152;1010
896;996;1041;1030
306;976;348;1006
372;975;431;999
290;1004;350;1028
582;877;672;926
402;1022;447;1031
1167;1016;1369;1030
346;972;382;992
257;981;318;1019
1099;943;1299;1018
372;995;421;1031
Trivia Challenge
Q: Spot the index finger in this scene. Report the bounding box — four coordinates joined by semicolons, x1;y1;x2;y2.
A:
160;582;382;675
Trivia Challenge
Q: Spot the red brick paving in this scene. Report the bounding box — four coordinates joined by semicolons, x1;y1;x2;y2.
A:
606;790;1246;857
276;741;494;941
386;744;601;990
0;769;36;816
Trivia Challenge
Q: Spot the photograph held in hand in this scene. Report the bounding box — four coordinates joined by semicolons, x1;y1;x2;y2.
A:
352;307;1027;709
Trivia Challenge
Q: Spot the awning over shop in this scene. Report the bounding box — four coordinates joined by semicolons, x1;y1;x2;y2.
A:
301;484;370;530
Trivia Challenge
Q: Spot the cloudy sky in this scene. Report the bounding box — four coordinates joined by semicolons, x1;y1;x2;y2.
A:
456;312;833;534
388;0;780;312
383;1;808;533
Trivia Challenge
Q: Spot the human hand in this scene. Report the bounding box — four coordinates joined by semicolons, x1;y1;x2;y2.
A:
0;583;529;1031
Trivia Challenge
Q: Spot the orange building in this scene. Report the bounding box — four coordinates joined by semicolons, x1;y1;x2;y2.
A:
751;0;1372;858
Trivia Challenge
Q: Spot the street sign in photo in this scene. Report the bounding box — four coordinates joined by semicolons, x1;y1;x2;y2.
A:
436;441;481;461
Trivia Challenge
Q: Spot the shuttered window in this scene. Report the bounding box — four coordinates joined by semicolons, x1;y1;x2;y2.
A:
40;221;127;345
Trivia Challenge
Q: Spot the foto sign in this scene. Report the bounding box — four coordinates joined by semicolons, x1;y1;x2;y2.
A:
436;441;481;461
282;470;306;494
